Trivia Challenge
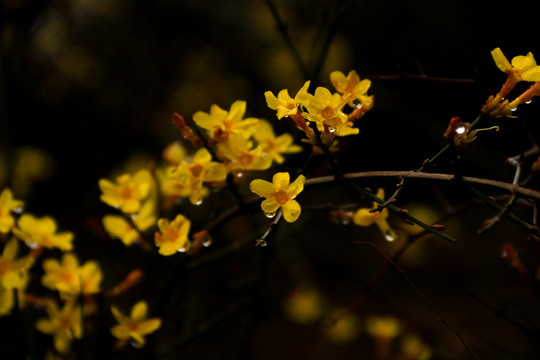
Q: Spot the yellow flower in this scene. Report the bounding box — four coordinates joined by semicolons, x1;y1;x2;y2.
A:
98;169;153;214
491;48;540;82
353;188;396;241
162;141;187;166
0;188;23;234
42;253;102;295
111;300;161;348
299;86;352;134
36;298;82;354
168;147;227;205
0;238;34;289
365;315;402;340
253;119;302;164
192;100;259;143
264;81;310;119
217;133;273;173
330;70;373;107
250;172;305;223
102;200;157;246
0;238;34;316
154;214;191;256
282;285;325;324
400;334;432;360
323;308;361;344
13;214;74;251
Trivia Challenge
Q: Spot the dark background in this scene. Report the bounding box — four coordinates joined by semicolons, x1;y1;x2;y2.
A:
2;0;540;359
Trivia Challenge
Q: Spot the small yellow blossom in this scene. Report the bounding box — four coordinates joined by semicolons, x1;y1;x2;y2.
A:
253;119;302;164
0;238;34;316
323;308;361;344
111;300;162;348
353;188;396;241
491;48;540;82
13;214;74;251
282;285;325;324
0;188;23;234
264;81;310;119
154;214;191;256
300;86;349;130
36;298;82;354
192;100;259;143
250;172;305;223
162;141;187;166
98;169;153;214
168;147;227;205
217;133;273;173
42;253;102;295
102;201;157;246
330;70;373;107
365;315;402;339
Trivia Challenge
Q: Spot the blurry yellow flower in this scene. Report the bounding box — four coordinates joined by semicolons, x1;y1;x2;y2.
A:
253;119;302;164
365;315;402;340
102;200;157;246
264;81;310;119
282;286;325;324
353;188;396;241
13;214;74;251
0;188;23;234
193;100;259;142
98;169;153;214
323;308;361;344
400;334;432;360
111;300;161;348
330;70;373;107
42;253;102;295
154;214;191;256
250;172;305;223
36;298;82;354
162;140;187;166
217;133;273;173
0;238;33;316
491;48;540;82
168;147;227;205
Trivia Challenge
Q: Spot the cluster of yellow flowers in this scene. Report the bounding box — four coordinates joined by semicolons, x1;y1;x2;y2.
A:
0;187;161;355
483;47;540;117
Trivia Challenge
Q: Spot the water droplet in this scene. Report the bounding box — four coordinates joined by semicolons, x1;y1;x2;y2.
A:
256;238;267;247
130;214;138;220
341;218;351;225
13;206;24;214
264;212;276;218
511;107;517;112
526;100;532;104
202;238;213;247
384;232;395;242
26;242;39;249
235;171;245;179
455;126;466;135
328;127;337;133
194;199;203;206
177;246;187;253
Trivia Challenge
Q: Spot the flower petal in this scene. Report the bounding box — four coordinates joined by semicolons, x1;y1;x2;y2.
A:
250;179;276;198
282;200;301;223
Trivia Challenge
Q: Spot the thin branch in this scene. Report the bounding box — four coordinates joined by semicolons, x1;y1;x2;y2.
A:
355;241;482;360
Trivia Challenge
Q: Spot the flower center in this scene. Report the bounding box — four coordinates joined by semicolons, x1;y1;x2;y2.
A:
275;189;289;205
189;164;204;178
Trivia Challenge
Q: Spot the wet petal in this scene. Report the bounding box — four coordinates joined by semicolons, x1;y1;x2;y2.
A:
250;179;276;198
282;200;301;223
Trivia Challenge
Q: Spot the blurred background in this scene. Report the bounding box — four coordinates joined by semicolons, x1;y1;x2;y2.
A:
1;0;540;359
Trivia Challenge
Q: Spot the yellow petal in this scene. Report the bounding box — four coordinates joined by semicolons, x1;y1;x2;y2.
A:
353;208;376;226
282;200;301;223
2;238;18;260
228;100;247;122
250;179;276;198
131;301;148;321
272;172;290;190
491;48;512;73
261;198;280;214
139;318;162;335
264;91;280;111
287;175;305;198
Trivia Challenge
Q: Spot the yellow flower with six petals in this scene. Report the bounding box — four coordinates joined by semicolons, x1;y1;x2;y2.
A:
330;70;373;108
13;214;74;251
98;169;153;214
250;172;305;223
264;81;310;119
253;119;302;164
36;298;82;354
110;300;161;348
154;214;191;255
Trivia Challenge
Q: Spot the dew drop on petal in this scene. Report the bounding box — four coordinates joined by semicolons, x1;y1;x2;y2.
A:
26;242;40;249
265;212;276;218
511;107;517;112
526;100;533;104
194;199;203;206
177;247;187;253
13;206;24;214
455;126;466;135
